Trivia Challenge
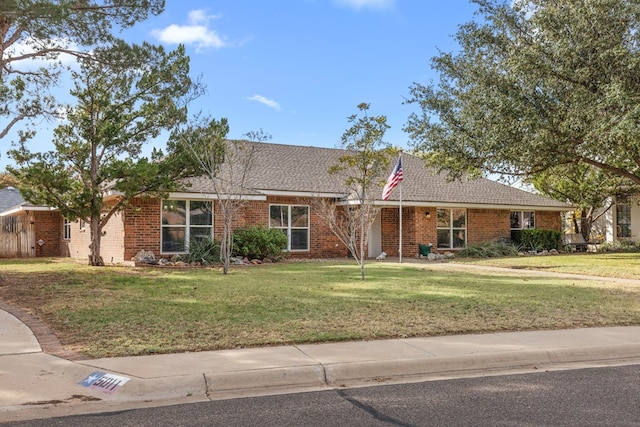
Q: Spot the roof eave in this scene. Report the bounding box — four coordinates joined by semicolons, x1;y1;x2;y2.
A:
375;201;573;211
0;205;58;217
252;190;348;199
166;191;267;201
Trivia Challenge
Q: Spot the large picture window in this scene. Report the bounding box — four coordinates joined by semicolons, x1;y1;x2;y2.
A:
436;208;466;249
161;200;213;253
269;204;309;251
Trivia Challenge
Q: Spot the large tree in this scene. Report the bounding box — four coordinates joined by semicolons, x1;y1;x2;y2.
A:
529;163;638;241
405;0;640;187
171;117;266;275
0;171;18;189
323;103;394;280
9;42;193;266
1;0;164;143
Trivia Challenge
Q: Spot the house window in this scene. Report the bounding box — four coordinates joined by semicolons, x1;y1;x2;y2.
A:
436;208;466;249
510;211;535;230
161;200;213;253
269;204;309;251
79;219;86;231
63;219;71;240
616;198;631;238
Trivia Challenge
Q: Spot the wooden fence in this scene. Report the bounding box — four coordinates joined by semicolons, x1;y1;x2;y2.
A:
0;215;35;257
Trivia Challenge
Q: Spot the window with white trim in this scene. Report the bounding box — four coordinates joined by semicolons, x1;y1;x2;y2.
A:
161;200;213;253
510;211;535;230
63;219;71;240
436;208;466;249
616;197;631;238
269;204;309;251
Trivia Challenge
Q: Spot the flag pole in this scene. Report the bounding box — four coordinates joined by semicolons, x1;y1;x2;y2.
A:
399;154;403;263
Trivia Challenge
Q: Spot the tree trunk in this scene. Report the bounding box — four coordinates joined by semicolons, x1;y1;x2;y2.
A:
88;216;104;266
572;213;580;234
580;207;593;243
359;205;366;280
221;217;232;275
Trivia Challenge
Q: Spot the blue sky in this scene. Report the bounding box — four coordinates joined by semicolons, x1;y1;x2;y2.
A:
2;0;480;169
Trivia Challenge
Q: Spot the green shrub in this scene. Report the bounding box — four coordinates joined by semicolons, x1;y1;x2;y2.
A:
456;242;519;258
178;237;221;266
514;229;561;252
233;226;288;261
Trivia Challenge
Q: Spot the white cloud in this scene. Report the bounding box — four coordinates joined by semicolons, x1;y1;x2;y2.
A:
152;9;226;51
333;0;395;10
4;37;81;70
55;105;71;121
247;95;281;111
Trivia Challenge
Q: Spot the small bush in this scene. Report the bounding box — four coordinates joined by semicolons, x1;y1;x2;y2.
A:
233;226;288;261
179;237;221;266
457;242;519;258
514;229;561;252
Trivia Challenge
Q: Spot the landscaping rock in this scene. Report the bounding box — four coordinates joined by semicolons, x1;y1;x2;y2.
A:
132;250;155;262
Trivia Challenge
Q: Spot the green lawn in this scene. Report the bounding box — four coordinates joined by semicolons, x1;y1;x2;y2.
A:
1;255;640;358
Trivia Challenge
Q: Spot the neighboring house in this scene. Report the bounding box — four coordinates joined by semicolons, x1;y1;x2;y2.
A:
0;186;63;257
591;196;640;244
0;143;571;261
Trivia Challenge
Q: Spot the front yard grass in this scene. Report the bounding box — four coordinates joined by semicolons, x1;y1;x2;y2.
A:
452;252;640;280
1;255;640;358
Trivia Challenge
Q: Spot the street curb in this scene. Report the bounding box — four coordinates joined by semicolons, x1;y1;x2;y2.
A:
321;344;640;387
548;344;640;364
114;374;207;401
322;350;554;387
134;344;640;399
204;365;328;398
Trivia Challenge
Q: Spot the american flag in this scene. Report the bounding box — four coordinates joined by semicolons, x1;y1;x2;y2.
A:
382;156;403;200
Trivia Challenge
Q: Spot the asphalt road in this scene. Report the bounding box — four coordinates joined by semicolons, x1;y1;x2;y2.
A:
7;364;640;426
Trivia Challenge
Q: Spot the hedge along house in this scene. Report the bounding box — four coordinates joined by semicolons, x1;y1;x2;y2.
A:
0;142;572;262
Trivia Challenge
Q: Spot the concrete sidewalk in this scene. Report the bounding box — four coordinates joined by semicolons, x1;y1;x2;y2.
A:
3;305;640;423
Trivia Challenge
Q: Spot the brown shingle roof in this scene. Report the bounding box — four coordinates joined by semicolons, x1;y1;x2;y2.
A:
181;142;571;210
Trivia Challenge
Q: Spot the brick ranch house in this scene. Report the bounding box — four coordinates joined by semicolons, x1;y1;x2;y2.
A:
0;142;571;262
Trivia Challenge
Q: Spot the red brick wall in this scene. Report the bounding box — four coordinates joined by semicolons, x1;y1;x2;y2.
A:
32;211;62;257
125;196;347;260
118;196;564;260
381;207;440;257
467;209;511;244
535;210;561;231
379;207;562;256
123;197;161;261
